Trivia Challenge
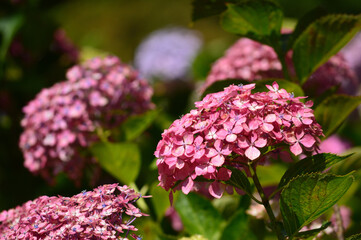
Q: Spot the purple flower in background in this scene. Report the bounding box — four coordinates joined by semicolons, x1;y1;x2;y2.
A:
202;37;358;96
155;82;323;198
19;56;154;184
342;31;361;81
0;184;149;239
318;134;352;155
134;27;202;81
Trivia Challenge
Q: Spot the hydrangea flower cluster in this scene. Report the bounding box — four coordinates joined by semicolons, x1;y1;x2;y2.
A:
0;184;148;239
155;82;323;198
203;38;358;95
19;56;154;183
134;27;202;81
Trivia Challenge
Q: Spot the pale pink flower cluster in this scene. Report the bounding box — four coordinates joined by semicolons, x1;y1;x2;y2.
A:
155;82;323;198
19;56;154;183
203;38;358;95
0;184;148;239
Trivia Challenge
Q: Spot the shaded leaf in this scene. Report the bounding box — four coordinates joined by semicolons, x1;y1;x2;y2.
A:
280;172;354;238
121;109;159;141
90;142;140;184
294;221;331;239
332;147;361;175
278;153;352;189
347;233;361;240
0;14;23;64
175;193;223;240
257;163;287;187
224;165;253;196
221;1;283;47
292;14;361;84
220;209;257;240
191;0;242;21
201;78;304;99
314;95;361;138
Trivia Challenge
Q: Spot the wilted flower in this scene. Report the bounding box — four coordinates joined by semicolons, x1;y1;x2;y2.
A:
0;184;148;239
19;56;154;183
134;27;202;81
203;38;358;96
155;82;323;198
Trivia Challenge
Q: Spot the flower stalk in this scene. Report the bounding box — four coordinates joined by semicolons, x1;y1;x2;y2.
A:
250;162;285;240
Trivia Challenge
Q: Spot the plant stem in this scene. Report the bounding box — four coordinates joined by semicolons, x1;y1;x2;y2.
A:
250;163;284;240
333;204;345;240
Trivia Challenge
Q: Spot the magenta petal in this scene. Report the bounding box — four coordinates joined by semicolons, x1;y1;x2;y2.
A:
300;134;316;148
237;136;249;148
195;165;207;176
248;119;259;130
181;177;194;195
217;168;232;181
209;182;224;198
302;118;313;125
290;142;302;155
211;155;225;167
245;146;260;160
183;133;194;145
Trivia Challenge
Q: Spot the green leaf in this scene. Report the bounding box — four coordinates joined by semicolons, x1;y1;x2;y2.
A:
90;142;140;184
220;209;257;240
314;95;361;138
0;14;24;64
221;1;283;47
287;7;329;49
224;165;253;196
150;182;172;221
257;163;287;187
191;0;242;21
294;221;331;239
292;14;361;84
201;78;304;99
332;147;361;175
121;109;159;141
280;172;354;238
175;193;223;240
347;233;361;240
278;153;352;189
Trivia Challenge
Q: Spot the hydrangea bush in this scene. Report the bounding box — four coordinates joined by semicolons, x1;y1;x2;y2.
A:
0;184;148;239
19;56;153;183
2;0;361;240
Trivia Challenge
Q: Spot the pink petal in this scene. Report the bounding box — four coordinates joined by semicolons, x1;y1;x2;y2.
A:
302;118;313;125
300;134;316;148
176;159;185;169
262;122;274;132
209;182;224;198
237;136;249;148
226;133;237;142
216;129;228;140
211;154;225;167
265;114;276;122
194;149;205;159
183;133;194;145
206;148;218;158
195;165;207;176
245;146;260;160
248;119;260;130
181;177;194;195
255;137;267;148
290;142;303;155
173;146;185;157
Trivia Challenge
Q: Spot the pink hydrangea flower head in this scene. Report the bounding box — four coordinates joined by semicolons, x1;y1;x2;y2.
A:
155;82;323;198
0;184;148;239
19;56;154;183
202;37;358;96
318;134;351;155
